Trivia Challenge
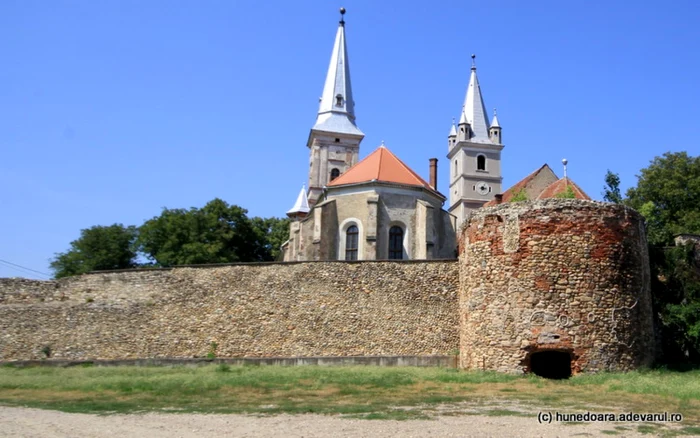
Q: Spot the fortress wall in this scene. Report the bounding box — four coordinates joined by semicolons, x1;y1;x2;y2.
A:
0;261;459;361
460;199;655;373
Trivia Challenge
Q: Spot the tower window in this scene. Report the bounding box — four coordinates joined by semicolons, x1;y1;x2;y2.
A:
335;94;344;107
389;226;403;260
477;155;486;171
345;225;359;260
454;160;458;176
330;168;340;181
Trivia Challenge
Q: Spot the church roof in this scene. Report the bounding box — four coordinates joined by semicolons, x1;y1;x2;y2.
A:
484;164;557;206
460;58;491;143
311;9;364;137
328;145;441;196
483;164;590;206
537;178;591;200
286;186;311;216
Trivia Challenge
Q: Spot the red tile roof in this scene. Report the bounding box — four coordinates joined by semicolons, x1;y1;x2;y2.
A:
537;178;591;200
483;164;556;207
328;146;439;195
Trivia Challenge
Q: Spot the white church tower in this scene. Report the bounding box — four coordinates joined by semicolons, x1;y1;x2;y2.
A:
306;8;364;206
447;55;504;227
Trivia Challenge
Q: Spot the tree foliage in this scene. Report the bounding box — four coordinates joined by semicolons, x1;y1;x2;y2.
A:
626;152;700;246
650;244;700;363
554;184;576;199
602;170;622;203
137;199;269;266
510;188;528;202
614;151;700;364
252;216;291;261
50;224;138;278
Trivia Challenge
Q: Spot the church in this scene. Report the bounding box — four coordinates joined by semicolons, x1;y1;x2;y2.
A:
280;9;585;262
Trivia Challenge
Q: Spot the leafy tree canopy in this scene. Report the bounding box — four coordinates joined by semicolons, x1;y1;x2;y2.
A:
50;224;138;278
137;198;270;266
251;216;290;261
626;152;700;246
602;170;622;203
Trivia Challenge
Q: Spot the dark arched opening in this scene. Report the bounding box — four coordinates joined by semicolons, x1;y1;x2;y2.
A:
529;350;572;379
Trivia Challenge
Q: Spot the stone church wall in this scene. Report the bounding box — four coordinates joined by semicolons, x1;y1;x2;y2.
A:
0;261;459;361
459;199;655;373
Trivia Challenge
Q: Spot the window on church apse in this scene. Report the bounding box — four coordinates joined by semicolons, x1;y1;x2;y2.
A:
477;155;486;171
389;226;403;260
345;226;358;260
330;168;340;181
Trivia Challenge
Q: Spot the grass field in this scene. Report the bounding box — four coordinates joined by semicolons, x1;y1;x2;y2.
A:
0;364;698;433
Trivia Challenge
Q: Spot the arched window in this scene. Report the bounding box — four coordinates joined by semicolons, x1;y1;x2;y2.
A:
330;168;340;181
345;225;359;260
389;226;403;260
477;155;486;171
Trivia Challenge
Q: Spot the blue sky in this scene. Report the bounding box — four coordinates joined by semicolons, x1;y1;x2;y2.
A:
2;1;699;279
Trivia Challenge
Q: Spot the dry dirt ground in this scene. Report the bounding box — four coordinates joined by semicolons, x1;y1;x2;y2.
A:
0;406;688;438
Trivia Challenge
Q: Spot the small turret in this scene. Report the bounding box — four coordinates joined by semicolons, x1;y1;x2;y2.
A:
489;108;502;144
286;185;311;220
448;118;457;150
457;107;471;142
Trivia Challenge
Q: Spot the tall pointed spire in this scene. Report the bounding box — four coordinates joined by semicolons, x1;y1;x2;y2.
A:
461;54;490;143
312;7;363;136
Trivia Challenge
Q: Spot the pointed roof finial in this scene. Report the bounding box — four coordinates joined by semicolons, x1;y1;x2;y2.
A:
339;7;346;26
471;54;476;70
491;108;500;128
562;158;569;179
449;118;457;137
380;139;386;147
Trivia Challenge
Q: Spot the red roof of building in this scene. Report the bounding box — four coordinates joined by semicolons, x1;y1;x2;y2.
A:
483;164;555;207
537;178;591;200
328;146;440;196
484;164;590;206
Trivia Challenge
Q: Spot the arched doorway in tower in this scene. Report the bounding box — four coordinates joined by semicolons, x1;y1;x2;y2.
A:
523;349;573;379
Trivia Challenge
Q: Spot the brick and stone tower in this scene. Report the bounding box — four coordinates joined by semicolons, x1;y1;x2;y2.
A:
307;8;364;206
447;55;504;227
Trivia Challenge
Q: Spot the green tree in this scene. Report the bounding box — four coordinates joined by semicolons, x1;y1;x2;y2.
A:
620;152;700;364
510;188;528;202
137;199;267;266
554;184;576;199
602;170;622;203
651;244;700;363
626;152;700;246
50;224;138;278
252;216;290;261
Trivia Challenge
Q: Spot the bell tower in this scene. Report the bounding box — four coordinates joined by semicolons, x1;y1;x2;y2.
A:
307;8;364;206
447;55;504;227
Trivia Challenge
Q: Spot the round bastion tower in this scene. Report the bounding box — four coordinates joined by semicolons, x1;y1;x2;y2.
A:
459;199;655;377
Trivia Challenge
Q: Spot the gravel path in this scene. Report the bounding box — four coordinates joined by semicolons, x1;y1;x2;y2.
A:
0;406;678;437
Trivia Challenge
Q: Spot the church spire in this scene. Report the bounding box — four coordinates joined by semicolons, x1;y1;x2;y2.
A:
312;7;363;136
461;54;490;143
286;185;311;218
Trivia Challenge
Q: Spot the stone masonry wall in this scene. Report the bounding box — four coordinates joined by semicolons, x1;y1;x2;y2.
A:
0;261;458;361
460;199;655;373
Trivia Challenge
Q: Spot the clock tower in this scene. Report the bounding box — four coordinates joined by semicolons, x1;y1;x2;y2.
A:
447;55;503;228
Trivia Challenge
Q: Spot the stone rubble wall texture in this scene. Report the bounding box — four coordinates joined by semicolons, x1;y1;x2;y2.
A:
459;199;655;373
0;262;459;361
